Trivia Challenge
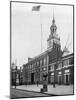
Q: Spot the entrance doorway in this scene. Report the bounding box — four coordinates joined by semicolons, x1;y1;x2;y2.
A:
58;75;62;85
66;74;69;85
64;70;70;85
50;76;54;84
31;73;34;84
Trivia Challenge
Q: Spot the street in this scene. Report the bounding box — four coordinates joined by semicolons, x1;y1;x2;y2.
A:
16;84;74;95
10;88;55;99
11;84;74;98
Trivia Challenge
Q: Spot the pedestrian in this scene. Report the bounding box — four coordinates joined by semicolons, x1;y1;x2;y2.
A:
37;80;39;87
53;82;55;88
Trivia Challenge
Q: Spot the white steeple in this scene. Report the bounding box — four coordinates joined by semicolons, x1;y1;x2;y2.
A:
47;12;60;49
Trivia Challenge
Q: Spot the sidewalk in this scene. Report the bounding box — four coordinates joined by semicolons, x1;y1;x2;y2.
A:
15;84;74;95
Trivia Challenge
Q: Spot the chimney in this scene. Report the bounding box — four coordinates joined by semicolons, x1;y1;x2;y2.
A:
28;57;32;62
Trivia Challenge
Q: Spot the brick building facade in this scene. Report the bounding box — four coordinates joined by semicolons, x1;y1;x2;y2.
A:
23;15;74;85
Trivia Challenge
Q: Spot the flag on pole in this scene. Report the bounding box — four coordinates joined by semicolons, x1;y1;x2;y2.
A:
32;5;43;52
32;5;40;11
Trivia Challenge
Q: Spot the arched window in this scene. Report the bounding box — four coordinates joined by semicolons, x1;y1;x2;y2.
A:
53;28;54;32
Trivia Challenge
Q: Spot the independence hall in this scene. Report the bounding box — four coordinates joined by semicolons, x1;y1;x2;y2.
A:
23;16;74;85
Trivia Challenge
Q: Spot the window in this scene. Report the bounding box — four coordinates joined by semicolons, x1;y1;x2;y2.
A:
58;63;62;69
40;68;42;71
32;64;33;70
30;64;31;69
34;62;36;67
51;73;54;75
43;67;46;71
50;65;54;71
58;72;62;75
42;59;43;65
65;70;69;73
63;59;68;66
40;59;42;66
37;61;39;66
53;28;54;32
44;58;47;65
69;57;74;65
28;65;29;69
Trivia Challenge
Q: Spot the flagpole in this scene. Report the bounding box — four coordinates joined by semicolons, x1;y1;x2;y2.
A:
40;14;42;53
39;10;43;53
32;5;43;53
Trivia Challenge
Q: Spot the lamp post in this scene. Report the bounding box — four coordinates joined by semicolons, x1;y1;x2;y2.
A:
15;66;17;88
40;73;48;92
36;65;39;86
53;43;59;88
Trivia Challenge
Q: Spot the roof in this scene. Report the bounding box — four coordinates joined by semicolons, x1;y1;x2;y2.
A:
62;53;74;60
23;48;53;66
62;46;70;57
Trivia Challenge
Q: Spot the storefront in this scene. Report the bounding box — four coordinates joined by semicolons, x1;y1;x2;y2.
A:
57;71;62;85
64;69;70;85
50;72;54;84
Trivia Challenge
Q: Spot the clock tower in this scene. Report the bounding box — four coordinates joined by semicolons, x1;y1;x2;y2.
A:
47;15;60;50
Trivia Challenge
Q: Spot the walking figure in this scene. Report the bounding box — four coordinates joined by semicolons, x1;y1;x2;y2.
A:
53;82;55;88
37;80;39;87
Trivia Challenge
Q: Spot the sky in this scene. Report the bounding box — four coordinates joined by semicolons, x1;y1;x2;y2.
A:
11;2;73;66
